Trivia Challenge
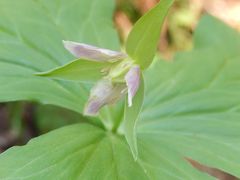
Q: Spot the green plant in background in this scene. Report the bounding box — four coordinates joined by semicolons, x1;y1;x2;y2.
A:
0;0;240;179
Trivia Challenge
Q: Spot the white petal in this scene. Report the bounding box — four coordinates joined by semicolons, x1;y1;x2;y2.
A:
125;66;140;107
84;80;127;116
63;40;127;62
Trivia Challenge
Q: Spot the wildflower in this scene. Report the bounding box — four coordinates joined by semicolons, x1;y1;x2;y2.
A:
63;41;141;116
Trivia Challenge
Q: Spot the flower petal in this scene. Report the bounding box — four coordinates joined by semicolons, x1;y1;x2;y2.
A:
125;66;141;107
84;80;127;116
63;40;127;62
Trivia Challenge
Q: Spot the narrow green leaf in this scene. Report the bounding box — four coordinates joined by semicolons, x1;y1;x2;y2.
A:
125;0;174;69
123;75;144;160
36;59;114;83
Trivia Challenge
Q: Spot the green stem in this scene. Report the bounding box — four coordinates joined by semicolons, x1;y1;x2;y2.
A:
111;112;124;133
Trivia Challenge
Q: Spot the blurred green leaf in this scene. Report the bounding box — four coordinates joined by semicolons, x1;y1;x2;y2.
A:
35;104;104;133
137;16;240;178
194;15;240;51
35;105;84;133
125;0;174;69
6;103;24;133
0;0;119;113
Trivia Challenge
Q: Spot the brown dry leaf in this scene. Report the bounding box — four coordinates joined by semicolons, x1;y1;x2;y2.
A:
186;157;239;180
132;0;159;14
114;11;133;42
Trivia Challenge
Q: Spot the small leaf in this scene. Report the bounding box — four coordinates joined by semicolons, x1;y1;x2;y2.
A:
124;75;144;159
63;40;127;62
126;0;174;69
36;59;115;83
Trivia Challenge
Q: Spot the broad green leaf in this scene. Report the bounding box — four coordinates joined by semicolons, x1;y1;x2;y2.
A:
136;17;240;178
123;76;144;160
0;122;210;179
0;123;149;179
36;59;114;83
0;0;119;113
137;50;240;178
125;0;174;69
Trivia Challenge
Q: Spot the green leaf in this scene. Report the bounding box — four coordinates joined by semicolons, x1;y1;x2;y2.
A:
123;75;144;160
36;59;114;83
0;122;210;179
136;17;240;177
0;0;119;113
0;124;149;179
125;0;174;69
